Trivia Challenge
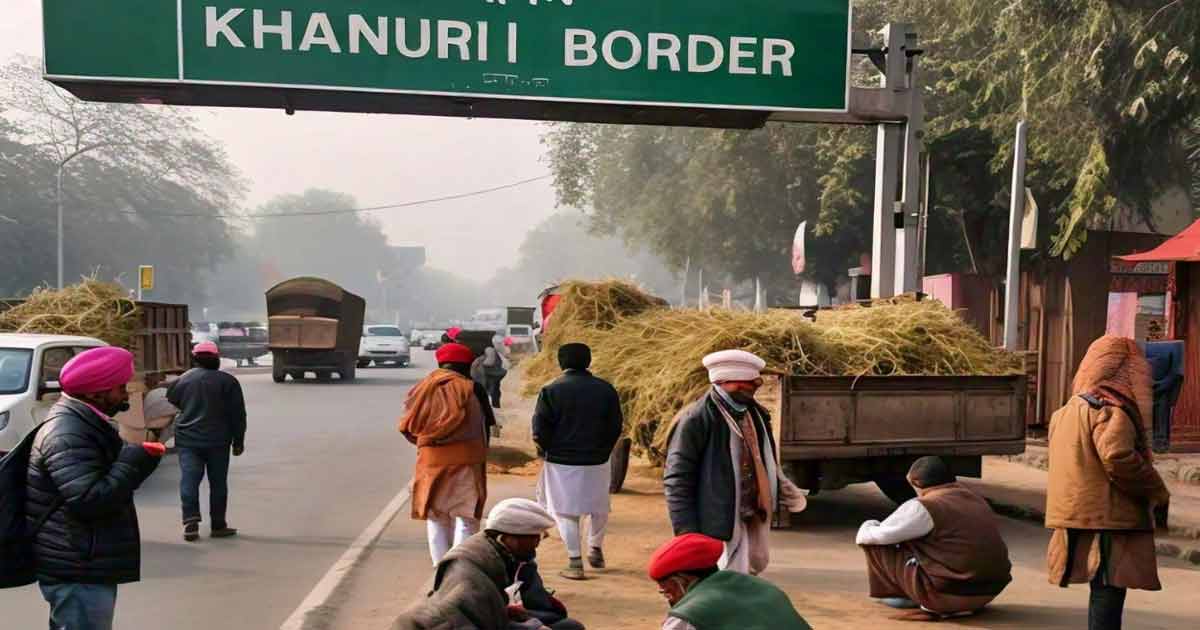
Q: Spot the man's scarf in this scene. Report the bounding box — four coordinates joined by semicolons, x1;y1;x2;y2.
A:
399;368;476;446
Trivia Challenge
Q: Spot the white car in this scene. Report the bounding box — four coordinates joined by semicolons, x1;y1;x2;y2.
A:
359;325;411;368
0;333;106;454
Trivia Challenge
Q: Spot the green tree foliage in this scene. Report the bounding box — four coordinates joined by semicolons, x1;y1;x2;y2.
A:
0;57;244;301
545;0;1199;293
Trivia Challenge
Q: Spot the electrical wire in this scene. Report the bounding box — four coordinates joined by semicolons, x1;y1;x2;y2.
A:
117;173;552;219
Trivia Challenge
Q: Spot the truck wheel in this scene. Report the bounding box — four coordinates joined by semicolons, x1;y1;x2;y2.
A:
316;371;332;381
875;475;917;505
357;360;370;368
272;365;286;383
609;437;633;494
341;363;357;382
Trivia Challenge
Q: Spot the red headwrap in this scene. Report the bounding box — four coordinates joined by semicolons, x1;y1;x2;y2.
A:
647;534;724;581
192;341;220;356
60;347;135;395
435;343;475;366
446;327;462;341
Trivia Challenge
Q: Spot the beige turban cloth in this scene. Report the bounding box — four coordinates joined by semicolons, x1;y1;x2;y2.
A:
702;350;766;383
485;498;556;536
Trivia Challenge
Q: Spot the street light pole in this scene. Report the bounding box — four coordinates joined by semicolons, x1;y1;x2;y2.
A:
57;165;65;289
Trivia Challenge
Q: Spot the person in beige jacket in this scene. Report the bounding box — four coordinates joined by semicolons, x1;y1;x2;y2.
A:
1046;336;1170;630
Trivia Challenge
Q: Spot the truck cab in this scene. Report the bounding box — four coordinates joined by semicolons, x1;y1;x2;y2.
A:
0;333;106;454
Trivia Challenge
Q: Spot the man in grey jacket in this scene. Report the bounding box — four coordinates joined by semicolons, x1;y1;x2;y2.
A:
392;498;563;630
167;342;247;542
663;350;806;576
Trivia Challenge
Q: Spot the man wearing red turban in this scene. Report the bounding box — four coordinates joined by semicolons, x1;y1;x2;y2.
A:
648;534;811;630
399;343;495;564
24;346;165;630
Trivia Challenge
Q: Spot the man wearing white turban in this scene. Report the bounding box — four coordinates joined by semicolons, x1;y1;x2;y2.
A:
663;350;807;575
393;499;584;630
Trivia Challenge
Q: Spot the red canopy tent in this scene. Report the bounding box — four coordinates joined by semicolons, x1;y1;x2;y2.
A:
1118;218;1200;262
1116;218;1200;451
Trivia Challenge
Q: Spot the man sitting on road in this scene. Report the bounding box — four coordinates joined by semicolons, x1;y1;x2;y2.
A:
167;341;247;542
25;347;166;630
648;533;811;630
532;342;623;580
856;456;1012;619
392;498;584;630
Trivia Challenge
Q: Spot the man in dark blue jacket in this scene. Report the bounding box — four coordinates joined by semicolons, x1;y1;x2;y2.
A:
26;347;164;630
532;343;623;580
167;342;247;542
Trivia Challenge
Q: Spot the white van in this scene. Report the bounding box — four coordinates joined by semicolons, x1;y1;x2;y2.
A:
0;333;107;454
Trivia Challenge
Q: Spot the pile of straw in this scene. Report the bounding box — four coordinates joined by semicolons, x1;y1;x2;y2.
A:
521;280;1023;463
0;281;141;348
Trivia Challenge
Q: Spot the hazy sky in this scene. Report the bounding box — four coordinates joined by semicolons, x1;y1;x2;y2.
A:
2;1;559;281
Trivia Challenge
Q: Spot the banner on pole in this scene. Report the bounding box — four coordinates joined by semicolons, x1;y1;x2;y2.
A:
792;221;807;275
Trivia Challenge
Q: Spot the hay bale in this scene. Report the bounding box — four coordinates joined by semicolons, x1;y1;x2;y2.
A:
0;280;140;348
521;280;1023;465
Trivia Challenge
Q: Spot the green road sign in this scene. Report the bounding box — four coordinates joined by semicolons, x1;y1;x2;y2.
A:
43;1;851;125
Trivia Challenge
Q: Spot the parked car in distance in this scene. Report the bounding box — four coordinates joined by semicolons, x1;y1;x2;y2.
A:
359;325;411;368
411;329;444;351
191;321;218;348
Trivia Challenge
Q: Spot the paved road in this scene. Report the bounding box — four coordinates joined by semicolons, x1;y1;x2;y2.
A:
0;353;431;629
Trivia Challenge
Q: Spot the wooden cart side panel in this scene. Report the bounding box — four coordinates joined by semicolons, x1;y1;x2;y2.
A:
782;376;1027;449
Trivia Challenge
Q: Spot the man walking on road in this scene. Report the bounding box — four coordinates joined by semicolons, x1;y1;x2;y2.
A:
1046;336;1170;630
856;456;1012;619
648;533;811;630
168;341;247;542
663;350;807;575
401;343;494;565
532;343;623;580
26;347;165;630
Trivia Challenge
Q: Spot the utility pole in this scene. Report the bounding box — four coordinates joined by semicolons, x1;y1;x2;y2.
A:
57;166;65;289
895;27;925;295
1003;121;1029;351
870;23;910;298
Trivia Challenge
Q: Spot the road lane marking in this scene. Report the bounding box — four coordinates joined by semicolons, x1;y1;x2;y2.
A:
279;487;412;630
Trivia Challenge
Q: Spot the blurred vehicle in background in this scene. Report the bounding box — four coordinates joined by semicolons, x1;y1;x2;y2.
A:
266;277;366;383
217;321;269;367
411;329;445;351
504;323;536;352
359;325;411;368
191;321;218;348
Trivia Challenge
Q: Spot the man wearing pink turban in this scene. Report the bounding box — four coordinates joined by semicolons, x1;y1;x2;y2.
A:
24;346;165;630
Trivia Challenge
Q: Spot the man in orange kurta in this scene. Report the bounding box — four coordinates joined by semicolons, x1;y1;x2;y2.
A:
401;343;493;565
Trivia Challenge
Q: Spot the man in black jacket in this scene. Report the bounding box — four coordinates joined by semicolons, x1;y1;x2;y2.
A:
531;343;623;580
26;347;163;630
662;350;806;576
167;342;247;542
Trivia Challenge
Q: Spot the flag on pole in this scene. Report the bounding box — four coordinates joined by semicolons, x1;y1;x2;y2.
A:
792;221;807;275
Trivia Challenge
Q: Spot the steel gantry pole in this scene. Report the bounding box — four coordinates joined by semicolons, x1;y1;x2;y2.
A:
870;23;910;299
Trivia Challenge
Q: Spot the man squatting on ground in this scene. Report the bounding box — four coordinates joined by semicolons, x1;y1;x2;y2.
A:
167;341;247;542
25;347;165;630
648;533;811;630
391;498;585;630
663;349;807;575
856;456;1012;619
401;342;496;565
532;342;623;580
